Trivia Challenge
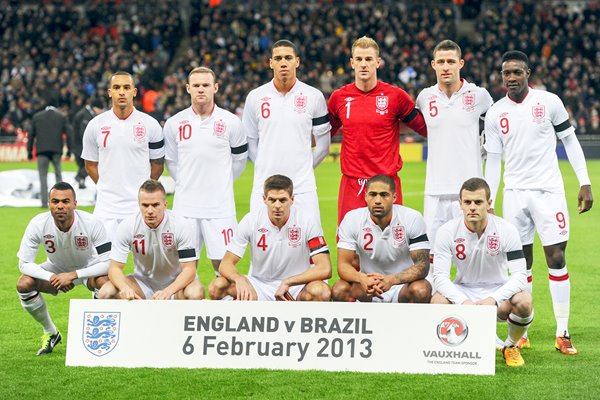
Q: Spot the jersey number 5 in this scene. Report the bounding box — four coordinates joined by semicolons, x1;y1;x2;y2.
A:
429;99;438;117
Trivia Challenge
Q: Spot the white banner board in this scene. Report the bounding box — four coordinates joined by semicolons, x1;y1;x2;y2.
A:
66;300;496;374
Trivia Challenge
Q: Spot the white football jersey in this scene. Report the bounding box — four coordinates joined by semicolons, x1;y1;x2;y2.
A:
17;210;111;273
242;79;330;194
484;88;573;192
110;210;198;289
416;80;493;195
337;205;430;275
164;105;246;218
433;214;527;304
81;108;164;218
228;205;328;281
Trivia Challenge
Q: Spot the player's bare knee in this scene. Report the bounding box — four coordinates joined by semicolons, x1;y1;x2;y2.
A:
16;275;36;293
97;282;117;299
301;281;331;301
186;286;205;300
544;245;566;269
208;277;229;300
331;279;351;301
511;291;533;316
407;280;432;303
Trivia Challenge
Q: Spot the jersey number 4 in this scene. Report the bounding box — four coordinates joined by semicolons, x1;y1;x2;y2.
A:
257;234;268;251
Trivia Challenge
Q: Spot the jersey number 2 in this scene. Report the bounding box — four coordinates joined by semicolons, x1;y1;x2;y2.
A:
363;233;373;251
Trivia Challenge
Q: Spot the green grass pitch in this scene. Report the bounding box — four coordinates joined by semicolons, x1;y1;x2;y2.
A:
0;160;599;399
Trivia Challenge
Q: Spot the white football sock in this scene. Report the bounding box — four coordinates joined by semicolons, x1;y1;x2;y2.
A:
549;266;570;336
18;291;57;335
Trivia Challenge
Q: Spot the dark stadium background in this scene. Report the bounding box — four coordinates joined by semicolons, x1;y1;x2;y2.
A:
1;0;598;155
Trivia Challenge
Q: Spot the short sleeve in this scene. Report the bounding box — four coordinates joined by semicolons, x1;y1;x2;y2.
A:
311;90;331;137
337;212;358;252
226;213;252;258
148;117;165;160
81;118;99;162
163;117;178;163
109;218;133;264
242;91;259;140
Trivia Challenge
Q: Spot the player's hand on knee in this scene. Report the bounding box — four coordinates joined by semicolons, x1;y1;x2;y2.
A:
119;287;141;300
152;290;172;300
234;277;257;301
50;272;77;290
275;283;291;301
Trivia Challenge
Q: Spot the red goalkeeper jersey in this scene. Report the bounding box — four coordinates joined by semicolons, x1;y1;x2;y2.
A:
328;81;426;178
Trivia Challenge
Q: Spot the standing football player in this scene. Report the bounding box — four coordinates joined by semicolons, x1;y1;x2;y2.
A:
164;66;247;273
485;50;593;354
328;36;427;225
242;40;331;220
82;72;164;239
416;39;493;249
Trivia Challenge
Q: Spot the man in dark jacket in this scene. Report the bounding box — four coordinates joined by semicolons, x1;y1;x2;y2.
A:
71;99;104;188
28;105;72;207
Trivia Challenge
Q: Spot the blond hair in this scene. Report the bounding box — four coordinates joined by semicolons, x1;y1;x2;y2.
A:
352;36;379;57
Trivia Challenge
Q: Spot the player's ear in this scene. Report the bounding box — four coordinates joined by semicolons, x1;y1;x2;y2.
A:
132;87;138;97
459;59;465;69
376;57;382;68
185;84;191;94
214;83;219;94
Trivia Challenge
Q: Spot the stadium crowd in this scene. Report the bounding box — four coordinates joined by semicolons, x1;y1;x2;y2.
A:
0;0;599;141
